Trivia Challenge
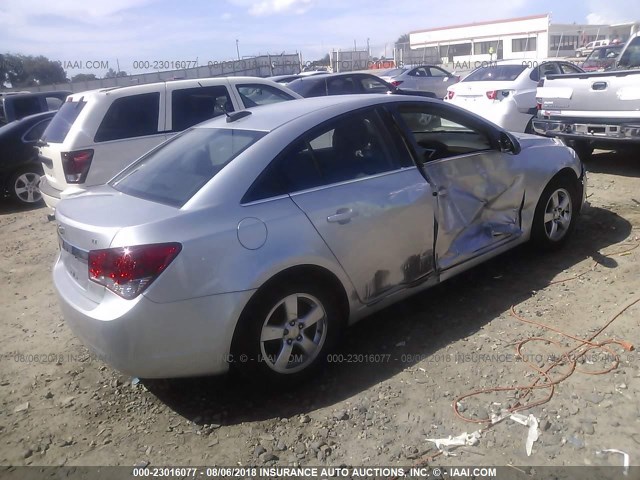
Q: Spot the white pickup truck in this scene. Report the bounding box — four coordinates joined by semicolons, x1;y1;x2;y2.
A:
533;32;640;159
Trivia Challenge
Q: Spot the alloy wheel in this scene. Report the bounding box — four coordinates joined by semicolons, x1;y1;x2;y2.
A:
259;293;328;374
543;188;572;242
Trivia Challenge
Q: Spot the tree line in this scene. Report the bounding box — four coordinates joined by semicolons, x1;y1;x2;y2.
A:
0;53;127;88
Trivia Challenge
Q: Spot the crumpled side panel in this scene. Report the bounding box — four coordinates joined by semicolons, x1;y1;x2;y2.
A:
425;153;525;270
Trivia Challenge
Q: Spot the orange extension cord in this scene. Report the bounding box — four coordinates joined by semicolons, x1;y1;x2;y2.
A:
391;241;639;474
453;241;638;423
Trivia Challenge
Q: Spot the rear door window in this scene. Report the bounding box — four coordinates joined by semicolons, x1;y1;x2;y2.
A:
111;128;266;207
559;62;583;74
171;86;233;132
236;84;296;107
244;108;404;202
42;100;87;143
327;76;358;95
94;92;160;142
358;76;390;93
429;67;449;77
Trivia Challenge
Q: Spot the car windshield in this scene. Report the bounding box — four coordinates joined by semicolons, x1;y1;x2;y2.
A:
110;127;266;207
585;47;622;62
41;100;86;143
463;64;526;82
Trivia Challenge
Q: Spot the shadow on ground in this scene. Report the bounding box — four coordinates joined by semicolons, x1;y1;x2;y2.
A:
585;150;640;178
144;205;632;426
0;200;46;216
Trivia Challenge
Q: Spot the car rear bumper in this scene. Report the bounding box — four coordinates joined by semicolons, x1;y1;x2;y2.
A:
532;118;640;143
53;256;254;378
39;176;62;209
447;99;531;132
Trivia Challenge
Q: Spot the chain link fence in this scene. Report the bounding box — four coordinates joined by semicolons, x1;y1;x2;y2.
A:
3;53;302;93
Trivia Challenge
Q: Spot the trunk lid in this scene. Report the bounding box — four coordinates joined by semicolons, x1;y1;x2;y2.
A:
452;81;515;103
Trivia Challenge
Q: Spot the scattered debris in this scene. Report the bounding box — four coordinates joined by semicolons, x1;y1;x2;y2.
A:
597;449;630;476
426;430;481;455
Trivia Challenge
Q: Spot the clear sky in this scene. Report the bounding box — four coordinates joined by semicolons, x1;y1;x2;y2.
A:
2;0;640;75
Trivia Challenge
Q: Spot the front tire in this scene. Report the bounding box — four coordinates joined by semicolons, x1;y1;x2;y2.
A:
531;176;578;250
231;280;343;384
9;167;43;205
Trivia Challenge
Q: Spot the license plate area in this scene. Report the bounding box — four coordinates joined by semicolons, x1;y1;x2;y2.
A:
59;236;90;290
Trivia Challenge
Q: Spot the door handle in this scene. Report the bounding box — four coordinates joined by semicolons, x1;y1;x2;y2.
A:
327;208;355;224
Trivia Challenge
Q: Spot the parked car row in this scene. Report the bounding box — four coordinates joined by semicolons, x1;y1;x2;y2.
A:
285;72;438;99
444;60;584;133
38;77;300;209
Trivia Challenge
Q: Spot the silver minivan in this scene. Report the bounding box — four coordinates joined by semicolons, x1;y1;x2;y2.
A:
38;77;300;209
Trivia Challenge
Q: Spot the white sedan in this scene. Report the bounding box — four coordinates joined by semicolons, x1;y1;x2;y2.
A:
444;60;583;132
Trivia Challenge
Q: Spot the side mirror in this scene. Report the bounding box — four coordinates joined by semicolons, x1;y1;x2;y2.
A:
498;131;521;155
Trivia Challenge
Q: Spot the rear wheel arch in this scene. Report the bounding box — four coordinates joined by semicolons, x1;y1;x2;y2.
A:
229;264;350;382
242;264;351;328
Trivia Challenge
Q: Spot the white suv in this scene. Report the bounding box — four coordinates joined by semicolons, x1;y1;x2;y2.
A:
38;77;301;209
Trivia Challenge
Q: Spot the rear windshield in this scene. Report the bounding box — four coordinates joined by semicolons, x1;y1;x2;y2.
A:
287;78;326;97
463;65;527;82
41;100;86;143
110;127;266;207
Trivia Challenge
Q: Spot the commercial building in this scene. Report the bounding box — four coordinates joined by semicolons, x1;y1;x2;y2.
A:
409;14;639;64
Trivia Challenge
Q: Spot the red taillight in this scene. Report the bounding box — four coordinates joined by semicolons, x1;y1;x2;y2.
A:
486;90;498;100
536;99;542;110
62;149;94;184
89;243;182;299
391;80;403;87
447;90;455;99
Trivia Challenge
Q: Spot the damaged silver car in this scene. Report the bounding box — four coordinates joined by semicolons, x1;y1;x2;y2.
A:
53;95;585;382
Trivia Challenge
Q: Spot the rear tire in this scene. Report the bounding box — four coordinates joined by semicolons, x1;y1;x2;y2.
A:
531;175;579;250
231;280;344;385
9;167;43;206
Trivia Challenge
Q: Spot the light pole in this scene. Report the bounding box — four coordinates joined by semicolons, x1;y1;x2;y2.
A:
236;39;240;60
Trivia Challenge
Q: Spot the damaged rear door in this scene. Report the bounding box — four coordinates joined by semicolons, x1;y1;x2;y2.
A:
285;107;437;304
394;103;526;271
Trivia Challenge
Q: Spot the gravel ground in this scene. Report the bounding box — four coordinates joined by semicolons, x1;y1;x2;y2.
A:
1;151;639;469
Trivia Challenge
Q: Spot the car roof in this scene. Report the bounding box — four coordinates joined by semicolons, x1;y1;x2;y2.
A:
66;76;282;101
194;94;432;133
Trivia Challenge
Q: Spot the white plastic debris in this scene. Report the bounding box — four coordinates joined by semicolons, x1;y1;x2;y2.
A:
510;413;540;456
597;449;630;476
426;430;482;454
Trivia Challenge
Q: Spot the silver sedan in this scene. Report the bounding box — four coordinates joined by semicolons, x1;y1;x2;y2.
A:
378;65;460;98
53;95;585;382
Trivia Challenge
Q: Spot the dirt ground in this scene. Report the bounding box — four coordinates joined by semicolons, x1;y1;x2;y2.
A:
1;151;639;470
